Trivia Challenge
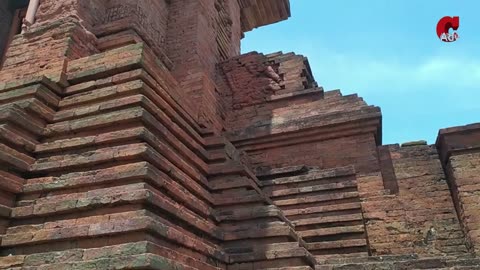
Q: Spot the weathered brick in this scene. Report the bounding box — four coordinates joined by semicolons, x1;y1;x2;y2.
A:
0;1;478;269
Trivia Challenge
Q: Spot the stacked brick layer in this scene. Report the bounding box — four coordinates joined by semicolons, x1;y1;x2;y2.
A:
0;30;315;270
0;43;229;269
257;165;368;262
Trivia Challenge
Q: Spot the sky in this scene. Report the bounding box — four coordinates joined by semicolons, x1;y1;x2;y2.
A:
242;1;480;145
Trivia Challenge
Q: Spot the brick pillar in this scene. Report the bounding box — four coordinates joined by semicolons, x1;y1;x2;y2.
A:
0;0;101;84
165;0;242;132
437;123;480;255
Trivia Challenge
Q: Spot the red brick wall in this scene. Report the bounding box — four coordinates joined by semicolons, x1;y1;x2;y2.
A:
2;0;245;134
165;0;243;132
0;20;97;83
437;125;480;255
220;52;282;110
445;152;480;254
220;51;318;113
35;0;105;28
363;144;468;256
1;1;479;268
95;0;169;62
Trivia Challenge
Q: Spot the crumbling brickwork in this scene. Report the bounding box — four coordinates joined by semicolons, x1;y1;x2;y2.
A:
0;1;479;269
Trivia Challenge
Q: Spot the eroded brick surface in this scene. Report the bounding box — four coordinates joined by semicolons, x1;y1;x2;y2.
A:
0;1;479;269
437;124;480;256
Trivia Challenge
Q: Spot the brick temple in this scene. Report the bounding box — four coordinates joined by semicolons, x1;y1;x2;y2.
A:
0;0;479;269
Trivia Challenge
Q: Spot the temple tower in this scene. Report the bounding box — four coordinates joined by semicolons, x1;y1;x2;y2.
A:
0;1;479;269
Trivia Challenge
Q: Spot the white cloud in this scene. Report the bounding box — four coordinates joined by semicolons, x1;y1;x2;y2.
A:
415;57;480;87
301;45;480;93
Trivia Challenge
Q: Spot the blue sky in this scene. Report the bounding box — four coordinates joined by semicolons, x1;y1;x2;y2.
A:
242;1;480;145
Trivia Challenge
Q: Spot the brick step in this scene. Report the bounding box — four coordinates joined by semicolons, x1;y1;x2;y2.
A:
208;161;253;177
57;73;204;147
148;241;225;270
315;257;480;270
230;108;380;149
0;143;34;172
306;239;367;251
255;165;309;178
62;68;139;95
316;254;420;265
22;162;151;193
258;267;314;270
260;166;355;187
215;205;290;224
0;83;59;112
222;221;290;234
263;181;357;198
206;149;229;163
66;43;143;83
229;121;378;153
274;192;359;206
283;202;362;219
223;224;298;241
19;163;213;217
315;254;479;264
35;125;209;176
0;105;45;136
0;253;214;270
0;95;57;119
208;165;273;207
209;176;251;191
225;242;301;254
44;103;209;163
0;123;38;153
10;183;220;239
208;171;264;198
49;84;207;156
31;143;213;202
293;213;363;227
63;64;202;132
59;66;199;123
314;252;369;266
32;142;149;172
57;80;144;110
203;136;228;149
229;246;313;264
266;51;297;62
298;225;365;238
1;210;227;261
44;106;144;137
267;87;323;102
52;100;208;163
203;140;243;162
213;191;265;206
0;241;224;270
225;238;316;267
271;92;364;112
0;171;23;195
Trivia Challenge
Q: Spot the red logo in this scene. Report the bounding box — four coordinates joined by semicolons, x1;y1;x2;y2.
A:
437;16;459;42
